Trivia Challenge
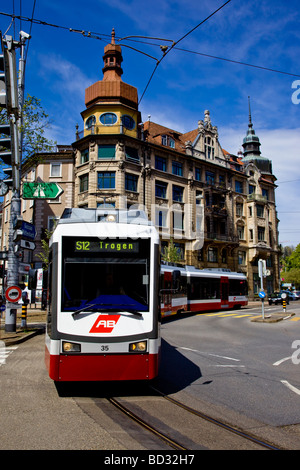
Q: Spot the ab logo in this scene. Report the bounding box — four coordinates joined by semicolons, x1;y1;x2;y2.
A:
90;314;120;333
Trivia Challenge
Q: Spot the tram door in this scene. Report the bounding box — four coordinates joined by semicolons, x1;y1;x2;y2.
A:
220;276;229;307
162;271;172;315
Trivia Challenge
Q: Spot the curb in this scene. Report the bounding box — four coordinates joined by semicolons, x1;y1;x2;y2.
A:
251;312;295;323
0;325;45;346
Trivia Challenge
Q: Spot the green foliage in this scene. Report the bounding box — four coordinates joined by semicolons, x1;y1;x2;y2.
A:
36;229;52;270
161;239;182;263
281;243;300;288
0;94;56;166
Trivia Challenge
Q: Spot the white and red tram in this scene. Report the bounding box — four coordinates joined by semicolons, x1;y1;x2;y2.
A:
45;208;160;382
160;264;248;318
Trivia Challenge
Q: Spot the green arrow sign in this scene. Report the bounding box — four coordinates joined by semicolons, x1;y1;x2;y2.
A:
22;182;64;199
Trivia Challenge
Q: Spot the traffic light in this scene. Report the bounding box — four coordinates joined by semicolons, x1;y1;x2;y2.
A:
2;165;12;188
0;34;18;114
0;122;14;165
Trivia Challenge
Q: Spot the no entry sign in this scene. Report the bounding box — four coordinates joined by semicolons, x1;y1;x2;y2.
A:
5;286;22;303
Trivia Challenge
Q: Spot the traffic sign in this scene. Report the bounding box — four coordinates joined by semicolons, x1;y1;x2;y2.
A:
258;291;266;299
19;239;36;250
22;182;64;199
5;285;22;303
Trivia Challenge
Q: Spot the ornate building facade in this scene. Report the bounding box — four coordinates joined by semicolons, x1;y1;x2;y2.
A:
1;31;280;299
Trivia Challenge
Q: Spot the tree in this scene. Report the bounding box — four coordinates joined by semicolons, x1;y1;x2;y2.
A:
0;93;56;167
161;239;182;263
280;243;300;288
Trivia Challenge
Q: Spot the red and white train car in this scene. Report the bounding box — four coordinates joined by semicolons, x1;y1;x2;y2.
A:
45;208;160;382
160;264;248;318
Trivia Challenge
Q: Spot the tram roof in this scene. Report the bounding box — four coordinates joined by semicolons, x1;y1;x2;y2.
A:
59;208;152;225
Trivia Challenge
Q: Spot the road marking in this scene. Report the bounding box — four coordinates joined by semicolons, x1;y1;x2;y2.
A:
281;380;300;396
0;345;18;367
273;356;292;366
179;347;240;362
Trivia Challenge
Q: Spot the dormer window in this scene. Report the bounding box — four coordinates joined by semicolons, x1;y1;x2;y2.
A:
85;115;96;129
161;135;175;148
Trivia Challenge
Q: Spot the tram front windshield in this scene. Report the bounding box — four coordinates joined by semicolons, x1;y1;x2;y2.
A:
61;237;150;312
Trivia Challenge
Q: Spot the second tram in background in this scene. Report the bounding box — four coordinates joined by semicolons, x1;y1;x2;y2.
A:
160;264;248;318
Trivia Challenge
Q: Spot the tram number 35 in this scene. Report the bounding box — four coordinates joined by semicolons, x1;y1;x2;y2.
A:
100;345;109;352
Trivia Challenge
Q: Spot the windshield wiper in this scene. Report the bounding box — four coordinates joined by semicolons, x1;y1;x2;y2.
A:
72;303;143;318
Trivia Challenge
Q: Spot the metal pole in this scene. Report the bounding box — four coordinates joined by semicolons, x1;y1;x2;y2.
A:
4;32;28;332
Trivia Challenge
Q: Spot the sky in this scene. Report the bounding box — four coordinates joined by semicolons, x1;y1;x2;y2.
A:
1;0;300;247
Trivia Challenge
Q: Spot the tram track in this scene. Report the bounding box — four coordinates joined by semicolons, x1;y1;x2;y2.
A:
98;387;283;451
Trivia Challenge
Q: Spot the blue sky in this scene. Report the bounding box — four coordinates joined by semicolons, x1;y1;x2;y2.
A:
1;0;300;247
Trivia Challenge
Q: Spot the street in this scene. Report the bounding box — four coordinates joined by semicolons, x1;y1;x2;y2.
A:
0;302;300;449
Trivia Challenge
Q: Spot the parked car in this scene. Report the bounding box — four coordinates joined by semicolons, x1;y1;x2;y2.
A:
280;290;296;301
292;291;300;300
268;292;290;305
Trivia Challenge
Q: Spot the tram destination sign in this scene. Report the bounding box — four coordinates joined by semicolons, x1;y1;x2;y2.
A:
74;239;139;253
22;182;64;199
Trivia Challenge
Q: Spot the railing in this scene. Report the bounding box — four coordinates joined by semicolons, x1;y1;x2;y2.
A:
247;193;267;202
205;232;239;243
76;124;140;140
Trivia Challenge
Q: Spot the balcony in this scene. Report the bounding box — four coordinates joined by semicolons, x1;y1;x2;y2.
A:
247;193;267;203
205;232;239;243
75;124;140;140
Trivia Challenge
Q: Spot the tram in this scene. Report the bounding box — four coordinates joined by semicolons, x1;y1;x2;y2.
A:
160;264;248;318
45;208;160;382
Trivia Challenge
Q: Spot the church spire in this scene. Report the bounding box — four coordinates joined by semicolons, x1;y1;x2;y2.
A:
242;96;261;157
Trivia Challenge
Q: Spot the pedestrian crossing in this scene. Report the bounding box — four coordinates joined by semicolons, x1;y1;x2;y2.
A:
197;311;300;321
0;343;18;367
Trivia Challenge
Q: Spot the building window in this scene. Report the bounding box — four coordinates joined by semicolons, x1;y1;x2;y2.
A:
155;180;168;199
173;210;184;230
48;216;59;231
219;174;225;188
249;184;255;194
98;145;115;159
235;180;243;193
238;251;246;265
125;147;139;162
258;227;265;241
262;188;269;200
155;156;167;172
172;185;184;202
85;115;96;129
99;112;117;125
50;163;61;177
256;204;264;217
205;171;215;185
125;173;138;192
236;203;243;216
172;161;183;176
249;229;253;240
195;167;201;181
207;247;218;263
122;115;135;130
156;208;168;228
161;135;175;148
98;172;115;189
80;148;89;164
237;225;244;239
204;137;214;159
79;174;89;193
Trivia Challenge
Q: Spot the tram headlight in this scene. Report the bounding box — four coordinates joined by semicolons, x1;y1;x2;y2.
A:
129;341;147;352
62;341;81;353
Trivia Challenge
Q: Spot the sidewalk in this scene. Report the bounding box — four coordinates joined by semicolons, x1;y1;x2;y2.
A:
0;305;46;346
